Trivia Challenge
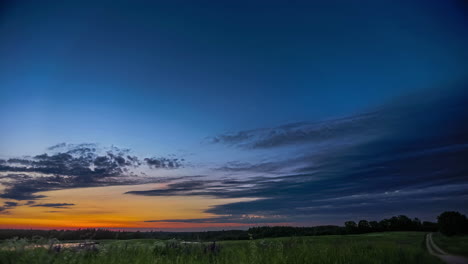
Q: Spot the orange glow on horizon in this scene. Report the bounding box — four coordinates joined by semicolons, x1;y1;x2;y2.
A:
0;183;260;230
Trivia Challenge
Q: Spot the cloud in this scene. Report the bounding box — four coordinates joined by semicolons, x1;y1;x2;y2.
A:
1;143;184;179
207;112;380;150
144;157;183;169
0;183;47;200
30;203;75;208
208;131;253;146
216;161;286;174
0;201;19;214
4;201;18;207
145;214;288;224
126;180;217;196
6;158;33;166
136;85;468;224
2;84;468;224
47;142;67;151
0;144;186;200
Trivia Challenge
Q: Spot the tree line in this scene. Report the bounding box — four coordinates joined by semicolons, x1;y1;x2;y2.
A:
0;211;466;241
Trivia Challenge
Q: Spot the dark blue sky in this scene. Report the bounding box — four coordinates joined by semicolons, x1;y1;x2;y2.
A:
2;0;467;156
0;0;467;227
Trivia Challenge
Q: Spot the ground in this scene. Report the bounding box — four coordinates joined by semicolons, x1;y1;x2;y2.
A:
432;233;468;258
0;232;444;264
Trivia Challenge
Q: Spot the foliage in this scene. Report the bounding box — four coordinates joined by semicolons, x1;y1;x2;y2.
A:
0;228;249;241
0;232;442;264
432;232;468;257
0;213;439;242
437;211;468;236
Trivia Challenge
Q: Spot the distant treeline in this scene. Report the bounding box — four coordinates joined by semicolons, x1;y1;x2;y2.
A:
1;211;466;241
249;215;438;239
0;229;250;241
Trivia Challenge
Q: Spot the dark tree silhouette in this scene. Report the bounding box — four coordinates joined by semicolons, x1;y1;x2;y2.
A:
0;213;444;241
369;221;380;231
345;221;358;234
358;220;371;233
437;211;467;236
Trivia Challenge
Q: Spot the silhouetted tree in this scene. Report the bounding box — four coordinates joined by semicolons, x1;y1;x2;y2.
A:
369;221;380;231
412;218;422;230
422;221;438;232
345;221;358;234
379;219;391;231
0;211;458;241
358;220;371;233
437;211;467;236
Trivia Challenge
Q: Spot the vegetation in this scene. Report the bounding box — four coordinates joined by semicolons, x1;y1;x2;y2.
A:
0;214;439;241
432;232;468;257
0;232;442;264
0;229;250;241
1;211;465;263
437;211;468;236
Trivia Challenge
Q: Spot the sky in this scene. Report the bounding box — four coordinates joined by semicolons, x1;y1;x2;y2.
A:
0;0;467;231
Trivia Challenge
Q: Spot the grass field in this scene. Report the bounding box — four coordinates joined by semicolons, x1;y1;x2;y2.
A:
432;232;468;258
0;232;442;264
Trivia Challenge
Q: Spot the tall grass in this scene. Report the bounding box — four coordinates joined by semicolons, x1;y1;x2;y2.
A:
432;232;468;257
0;232;442;264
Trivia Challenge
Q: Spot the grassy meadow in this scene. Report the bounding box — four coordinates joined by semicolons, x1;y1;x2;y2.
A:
432;232;468;257
0;232;442;264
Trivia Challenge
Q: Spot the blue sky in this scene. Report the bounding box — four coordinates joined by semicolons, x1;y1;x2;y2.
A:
0;0;467;228
2;0;467;156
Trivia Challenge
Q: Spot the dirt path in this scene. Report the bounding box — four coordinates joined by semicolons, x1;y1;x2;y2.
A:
426;233;468;264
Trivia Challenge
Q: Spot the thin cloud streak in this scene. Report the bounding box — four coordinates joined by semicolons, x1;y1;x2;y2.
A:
133;85;468;224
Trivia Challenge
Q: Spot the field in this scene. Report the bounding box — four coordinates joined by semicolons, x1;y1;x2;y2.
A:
0;232;442;264
432;233;468;258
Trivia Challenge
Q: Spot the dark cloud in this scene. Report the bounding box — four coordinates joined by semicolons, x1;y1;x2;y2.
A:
0;183;47;200
47;142;67;150
145;215;288;224
144;157;183;169
208;131;253;146
1;144;183;179
208;112;380;150
0;201;19;214
0;144;185;200
4;202;18;207
30;203;75;208
216;161;284;174
137;86;468;224
0;174;31;181
7;158;33;166
2;148;126;180
126;180;213;196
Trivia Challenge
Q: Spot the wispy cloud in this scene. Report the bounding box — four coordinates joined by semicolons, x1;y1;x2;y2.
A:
30;203;75;209
0;201;19;214
207;112;379;150
135;86;468;224
2;85;467;225
145;214;288;224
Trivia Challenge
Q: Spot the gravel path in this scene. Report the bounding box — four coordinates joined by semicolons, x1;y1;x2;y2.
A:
426;233;468;264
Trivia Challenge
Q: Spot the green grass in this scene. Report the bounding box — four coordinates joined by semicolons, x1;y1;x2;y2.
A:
432;232;468;257
0;232;442;264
